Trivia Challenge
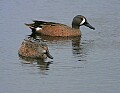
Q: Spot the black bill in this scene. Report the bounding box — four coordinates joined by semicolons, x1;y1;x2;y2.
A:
46;50;53;59
84;22;95;30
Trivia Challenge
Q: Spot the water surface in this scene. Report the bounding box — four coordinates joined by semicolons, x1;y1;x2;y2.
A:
0;0;120;93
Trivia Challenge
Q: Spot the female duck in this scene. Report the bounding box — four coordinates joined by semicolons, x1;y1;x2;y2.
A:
18;37;53;59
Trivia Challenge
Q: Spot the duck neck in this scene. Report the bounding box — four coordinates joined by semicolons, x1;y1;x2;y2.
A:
72;22;80;29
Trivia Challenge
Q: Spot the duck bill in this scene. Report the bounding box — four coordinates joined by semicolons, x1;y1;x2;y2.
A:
46;51;53;59
84;22;95;30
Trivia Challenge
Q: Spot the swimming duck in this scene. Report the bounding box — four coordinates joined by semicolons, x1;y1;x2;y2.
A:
18;37;53;59
25;15;95;37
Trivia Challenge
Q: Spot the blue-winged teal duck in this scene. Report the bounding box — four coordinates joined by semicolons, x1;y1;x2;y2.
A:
18;37;53;59
25;15;95;37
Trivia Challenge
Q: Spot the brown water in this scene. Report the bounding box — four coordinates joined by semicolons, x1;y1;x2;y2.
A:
0;0;120;93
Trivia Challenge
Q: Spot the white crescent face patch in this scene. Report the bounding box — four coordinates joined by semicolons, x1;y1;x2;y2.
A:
80;17;86;25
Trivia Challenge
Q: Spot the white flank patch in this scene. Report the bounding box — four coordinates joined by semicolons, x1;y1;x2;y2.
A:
43;50;46;53
36;27;42;31
80;17;85;25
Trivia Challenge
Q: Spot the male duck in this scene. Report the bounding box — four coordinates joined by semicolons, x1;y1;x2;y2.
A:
25;15;95;37
18;37;53;59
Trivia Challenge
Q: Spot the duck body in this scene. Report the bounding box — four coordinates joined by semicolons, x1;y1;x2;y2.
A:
18;38;53;59
25;15;95;37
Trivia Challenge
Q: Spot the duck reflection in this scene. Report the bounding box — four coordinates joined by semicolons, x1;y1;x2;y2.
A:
19;56;52;70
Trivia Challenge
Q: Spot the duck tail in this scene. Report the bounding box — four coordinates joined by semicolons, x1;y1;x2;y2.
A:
24;23;34;28
24;23;37;33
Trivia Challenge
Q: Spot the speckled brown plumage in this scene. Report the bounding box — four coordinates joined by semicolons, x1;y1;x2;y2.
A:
25;15;95;37
37;24;81;36
18;38;53;59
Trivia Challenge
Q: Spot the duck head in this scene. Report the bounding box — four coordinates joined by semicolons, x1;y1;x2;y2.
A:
72;15;95;30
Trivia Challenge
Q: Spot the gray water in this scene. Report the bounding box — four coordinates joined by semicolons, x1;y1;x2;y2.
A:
0;0;120;93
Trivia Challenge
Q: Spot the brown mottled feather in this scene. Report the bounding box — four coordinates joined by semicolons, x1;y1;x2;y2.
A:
18;39;52;59
25;21;81;36
37;24;81;36
25;15;95;36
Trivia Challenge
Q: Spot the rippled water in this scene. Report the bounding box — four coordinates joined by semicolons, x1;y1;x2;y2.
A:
0;0;120;93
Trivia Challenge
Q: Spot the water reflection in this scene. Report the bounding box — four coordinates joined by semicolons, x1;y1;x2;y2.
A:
19;56;52;70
